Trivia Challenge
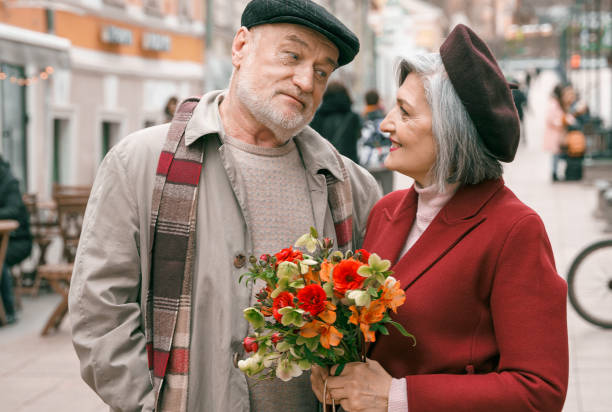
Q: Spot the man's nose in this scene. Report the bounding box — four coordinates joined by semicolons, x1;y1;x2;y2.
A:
293;66;314;94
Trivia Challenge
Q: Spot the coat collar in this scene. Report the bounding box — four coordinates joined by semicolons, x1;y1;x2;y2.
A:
382;178;505;290
183;89;344;182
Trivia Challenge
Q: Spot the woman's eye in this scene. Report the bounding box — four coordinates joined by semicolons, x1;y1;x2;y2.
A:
316;70;328;79
400;107;409;116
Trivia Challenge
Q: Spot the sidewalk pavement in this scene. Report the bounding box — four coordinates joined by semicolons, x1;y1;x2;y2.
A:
1;143;611;411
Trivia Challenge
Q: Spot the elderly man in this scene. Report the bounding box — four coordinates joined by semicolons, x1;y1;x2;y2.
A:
68;1;380;411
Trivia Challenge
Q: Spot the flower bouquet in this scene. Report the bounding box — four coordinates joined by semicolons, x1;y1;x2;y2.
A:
237;227;415;382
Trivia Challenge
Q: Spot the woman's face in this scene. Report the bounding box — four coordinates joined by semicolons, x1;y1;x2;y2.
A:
380;72;437;186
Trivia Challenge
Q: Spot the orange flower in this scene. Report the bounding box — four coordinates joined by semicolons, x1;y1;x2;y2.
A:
380;281;406;313
300;320;343;349
319;260;333;282
318;302;337;324
303;267;320;284
348;301;386;342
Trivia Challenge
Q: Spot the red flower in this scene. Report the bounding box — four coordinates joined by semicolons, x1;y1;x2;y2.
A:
297;284;327;316
272;291;295;322
243;337;258;353
271;332;283;344
332;259;365;297
274;247;303;266
354;249;371;264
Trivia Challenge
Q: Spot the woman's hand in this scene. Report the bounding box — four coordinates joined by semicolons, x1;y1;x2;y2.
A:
310;359;393;412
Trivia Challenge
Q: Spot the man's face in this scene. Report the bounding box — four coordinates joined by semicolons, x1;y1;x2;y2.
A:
235;24;339;140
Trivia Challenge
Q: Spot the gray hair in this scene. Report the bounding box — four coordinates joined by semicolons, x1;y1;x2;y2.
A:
397;54;502;191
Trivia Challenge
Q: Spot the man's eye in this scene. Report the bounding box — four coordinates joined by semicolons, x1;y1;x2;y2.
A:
284;52;299;60
400;107;409;116
316;70;329;79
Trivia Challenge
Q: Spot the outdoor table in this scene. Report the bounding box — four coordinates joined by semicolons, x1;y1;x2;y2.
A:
0;219;19;326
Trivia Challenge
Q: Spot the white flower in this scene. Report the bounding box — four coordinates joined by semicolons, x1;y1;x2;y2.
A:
277;261;299;279
276;358;303;381
347;289;371;307
384;276;398;288
237;353;265;376
295;233;318;253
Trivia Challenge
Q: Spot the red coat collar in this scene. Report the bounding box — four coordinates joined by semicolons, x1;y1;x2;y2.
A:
377;178;505;289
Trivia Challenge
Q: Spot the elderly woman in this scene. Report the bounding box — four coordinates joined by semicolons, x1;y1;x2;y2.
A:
311;25;568;412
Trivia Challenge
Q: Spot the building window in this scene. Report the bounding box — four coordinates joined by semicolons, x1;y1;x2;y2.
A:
143;0;163;17
179;0;192;21
102;0;126;8
101;121;120;160
52;118;70;184
1;63;28;192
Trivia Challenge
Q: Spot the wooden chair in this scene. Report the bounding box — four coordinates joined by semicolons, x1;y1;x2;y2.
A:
38;189;90;335
15;193;58;297
0;220;19;326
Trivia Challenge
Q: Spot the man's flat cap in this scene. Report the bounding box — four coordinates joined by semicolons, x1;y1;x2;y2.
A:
241;0;360;67
440;24;520;162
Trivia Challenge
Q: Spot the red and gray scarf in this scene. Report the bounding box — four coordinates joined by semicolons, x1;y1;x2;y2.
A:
145;97;353;411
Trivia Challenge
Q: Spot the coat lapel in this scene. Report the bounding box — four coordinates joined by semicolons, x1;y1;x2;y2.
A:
388;179;505;290
367;188;418;264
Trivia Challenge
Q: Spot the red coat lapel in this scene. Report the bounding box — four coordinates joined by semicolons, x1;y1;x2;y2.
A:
364;188;417;265
383;179;505;290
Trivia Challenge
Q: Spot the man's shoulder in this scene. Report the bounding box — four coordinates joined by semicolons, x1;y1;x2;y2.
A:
110;123;170;166
117;123;169;154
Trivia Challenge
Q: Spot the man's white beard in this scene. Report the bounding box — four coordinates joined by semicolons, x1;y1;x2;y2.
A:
235;71;312;144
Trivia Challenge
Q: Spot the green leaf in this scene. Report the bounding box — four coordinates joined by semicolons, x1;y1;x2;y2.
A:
378;325;389;335
243;308;265;329
387;321;416;346
310;226;319;239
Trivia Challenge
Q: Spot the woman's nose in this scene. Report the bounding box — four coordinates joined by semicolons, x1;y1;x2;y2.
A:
380;114;394;133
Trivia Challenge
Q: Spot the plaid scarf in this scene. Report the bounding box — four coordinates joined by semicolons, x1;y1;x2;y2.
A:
146;97;353;411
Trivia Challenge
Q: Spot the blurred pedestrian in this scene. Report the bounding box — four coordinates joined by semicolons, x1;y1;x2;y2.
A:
359;89;394;194
164;96;178;122
544;83;576;181
69;1;380;411
310;81;361;163
311;24;568;412
0;155;32;325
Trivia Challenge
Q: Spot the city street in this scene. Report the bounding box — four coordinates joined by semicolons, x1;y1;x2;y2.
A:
1;76;612;411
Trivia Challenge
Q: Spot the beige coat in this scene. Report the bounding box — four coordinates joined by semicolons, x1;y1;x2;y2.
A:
68;90;381;412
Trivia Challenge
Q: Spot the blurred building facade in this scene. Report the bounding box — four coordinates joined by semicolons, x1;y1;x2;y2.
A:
0;0;204;197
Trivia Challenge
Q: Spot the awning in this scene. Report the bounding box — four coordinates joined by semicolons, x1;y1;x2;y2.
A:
0;23;71;69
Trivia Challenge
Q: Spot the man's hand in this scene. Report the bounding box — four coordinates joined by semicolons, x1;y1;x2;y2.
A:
311;358;393;411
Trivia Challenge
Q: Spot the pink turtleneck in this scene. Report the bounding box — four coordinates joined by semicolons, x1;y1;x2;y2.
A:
387;181;460;412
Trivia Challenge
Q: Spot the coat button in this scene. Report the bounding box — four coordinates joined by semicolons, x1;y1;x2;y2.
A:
234;254;246;268
233;352;240;368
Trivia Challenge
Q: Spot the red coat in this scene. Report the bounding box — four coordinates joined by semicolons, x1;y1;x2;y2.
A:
363;179;568;412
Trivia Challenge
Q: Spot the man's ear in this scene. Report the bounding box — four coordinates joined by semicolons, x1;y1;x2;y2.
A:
231;26;252;69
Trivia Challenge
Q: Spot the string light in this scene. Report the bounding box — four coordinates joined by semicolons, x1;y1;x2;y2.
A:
0;66;55;86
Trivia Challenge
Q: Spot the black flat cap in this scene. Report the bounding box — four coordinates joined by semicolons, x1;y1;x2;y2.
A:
440;24;520;162
241;0;360;67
